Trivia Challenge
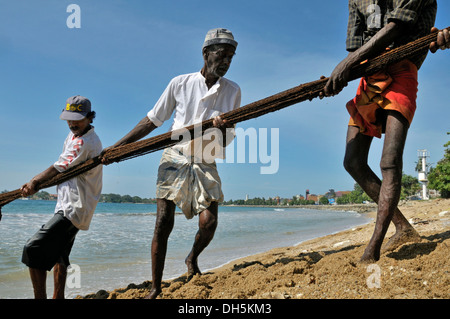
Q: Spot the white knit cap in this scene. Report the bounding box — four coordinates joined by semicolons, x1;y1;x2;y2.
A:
202;28;238;49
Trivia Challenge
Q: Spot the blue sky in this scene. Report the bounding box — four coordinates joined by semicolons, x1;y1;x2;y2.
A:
0;1;449;200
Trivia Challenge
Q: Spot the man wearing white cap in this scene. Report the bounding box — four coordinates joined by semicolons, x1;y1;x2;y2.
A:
21;95;102;298
103;28;241;298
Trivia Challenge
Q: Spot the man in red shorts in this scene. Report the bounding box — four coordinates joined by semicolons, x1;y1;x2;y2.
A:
323;0;448;262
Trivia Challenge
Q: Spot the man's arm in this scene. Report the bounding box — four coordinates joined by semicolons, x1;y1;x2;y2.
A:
110;116;157;148
21;165;60;197
324;21;406;96
101;116;157;164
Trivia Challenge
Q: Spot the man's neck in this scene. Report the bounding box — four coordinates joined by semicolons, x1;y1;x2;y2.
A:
74;125;92;138
200;67;219;90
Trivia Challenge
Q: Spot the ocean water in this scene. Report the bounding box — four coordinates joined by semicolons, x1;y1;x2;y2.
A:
0;200;371;299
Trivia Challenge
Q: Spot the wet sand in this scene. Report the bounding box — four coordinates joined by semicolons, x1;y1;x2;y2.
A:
80;198;449;299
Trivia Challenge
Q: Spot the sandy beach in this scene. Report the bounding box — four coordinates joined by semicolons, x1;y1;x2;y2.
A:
80;198;449;299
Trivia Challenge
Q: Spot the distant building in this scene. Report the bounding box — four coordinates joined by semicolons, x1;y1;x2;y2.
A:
335;191;351;198
275;196;280;205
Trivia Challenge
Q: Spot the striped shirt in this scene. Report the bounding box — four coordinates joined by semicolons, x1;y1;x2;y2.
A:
346;0;437;68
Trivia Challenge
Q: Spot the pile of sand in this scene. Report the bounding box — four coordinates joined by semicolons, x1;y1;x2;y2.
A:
80;199;449;299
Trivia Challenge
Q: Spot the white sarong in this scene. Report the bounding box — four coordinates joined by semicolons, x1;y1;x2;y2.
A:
156;148;223;219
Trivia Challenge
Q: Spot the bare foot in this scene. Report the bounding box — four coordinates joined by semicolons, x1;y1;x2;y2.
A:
381;228;421;253
360;246;380;263
185;255;202;277
144;287;161;299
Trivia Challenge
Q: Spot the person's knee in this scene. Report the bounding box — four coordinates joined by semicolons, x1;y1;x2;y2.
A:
343;155;364;176
343;156;353;174
199;210;218;233
156;198;174;216
201;216;217;233
380;154;402;174
154;200;175;238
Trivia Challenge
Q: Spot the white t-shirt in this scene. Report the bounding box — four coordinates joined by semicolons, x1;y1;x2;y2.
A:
147;72;241;161
53;127;103;230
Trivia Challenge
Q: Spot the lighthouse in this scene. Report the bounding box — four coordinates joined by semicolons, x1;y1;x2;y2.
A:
417;150;430;200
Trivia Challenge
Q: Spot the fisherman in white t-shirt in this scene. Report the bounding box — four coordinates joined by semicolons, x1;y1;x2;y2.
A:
21;95;102;299
102;28;241;299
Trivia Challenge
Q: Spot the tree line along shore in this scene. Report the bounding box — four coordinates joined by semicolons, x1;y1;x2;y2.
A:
0;175;440;208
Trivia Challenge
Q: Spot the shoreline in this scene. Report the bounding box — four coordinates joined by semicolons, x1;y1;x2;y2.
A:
79;199;449;299
222;203;378;214
200;217;374;276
